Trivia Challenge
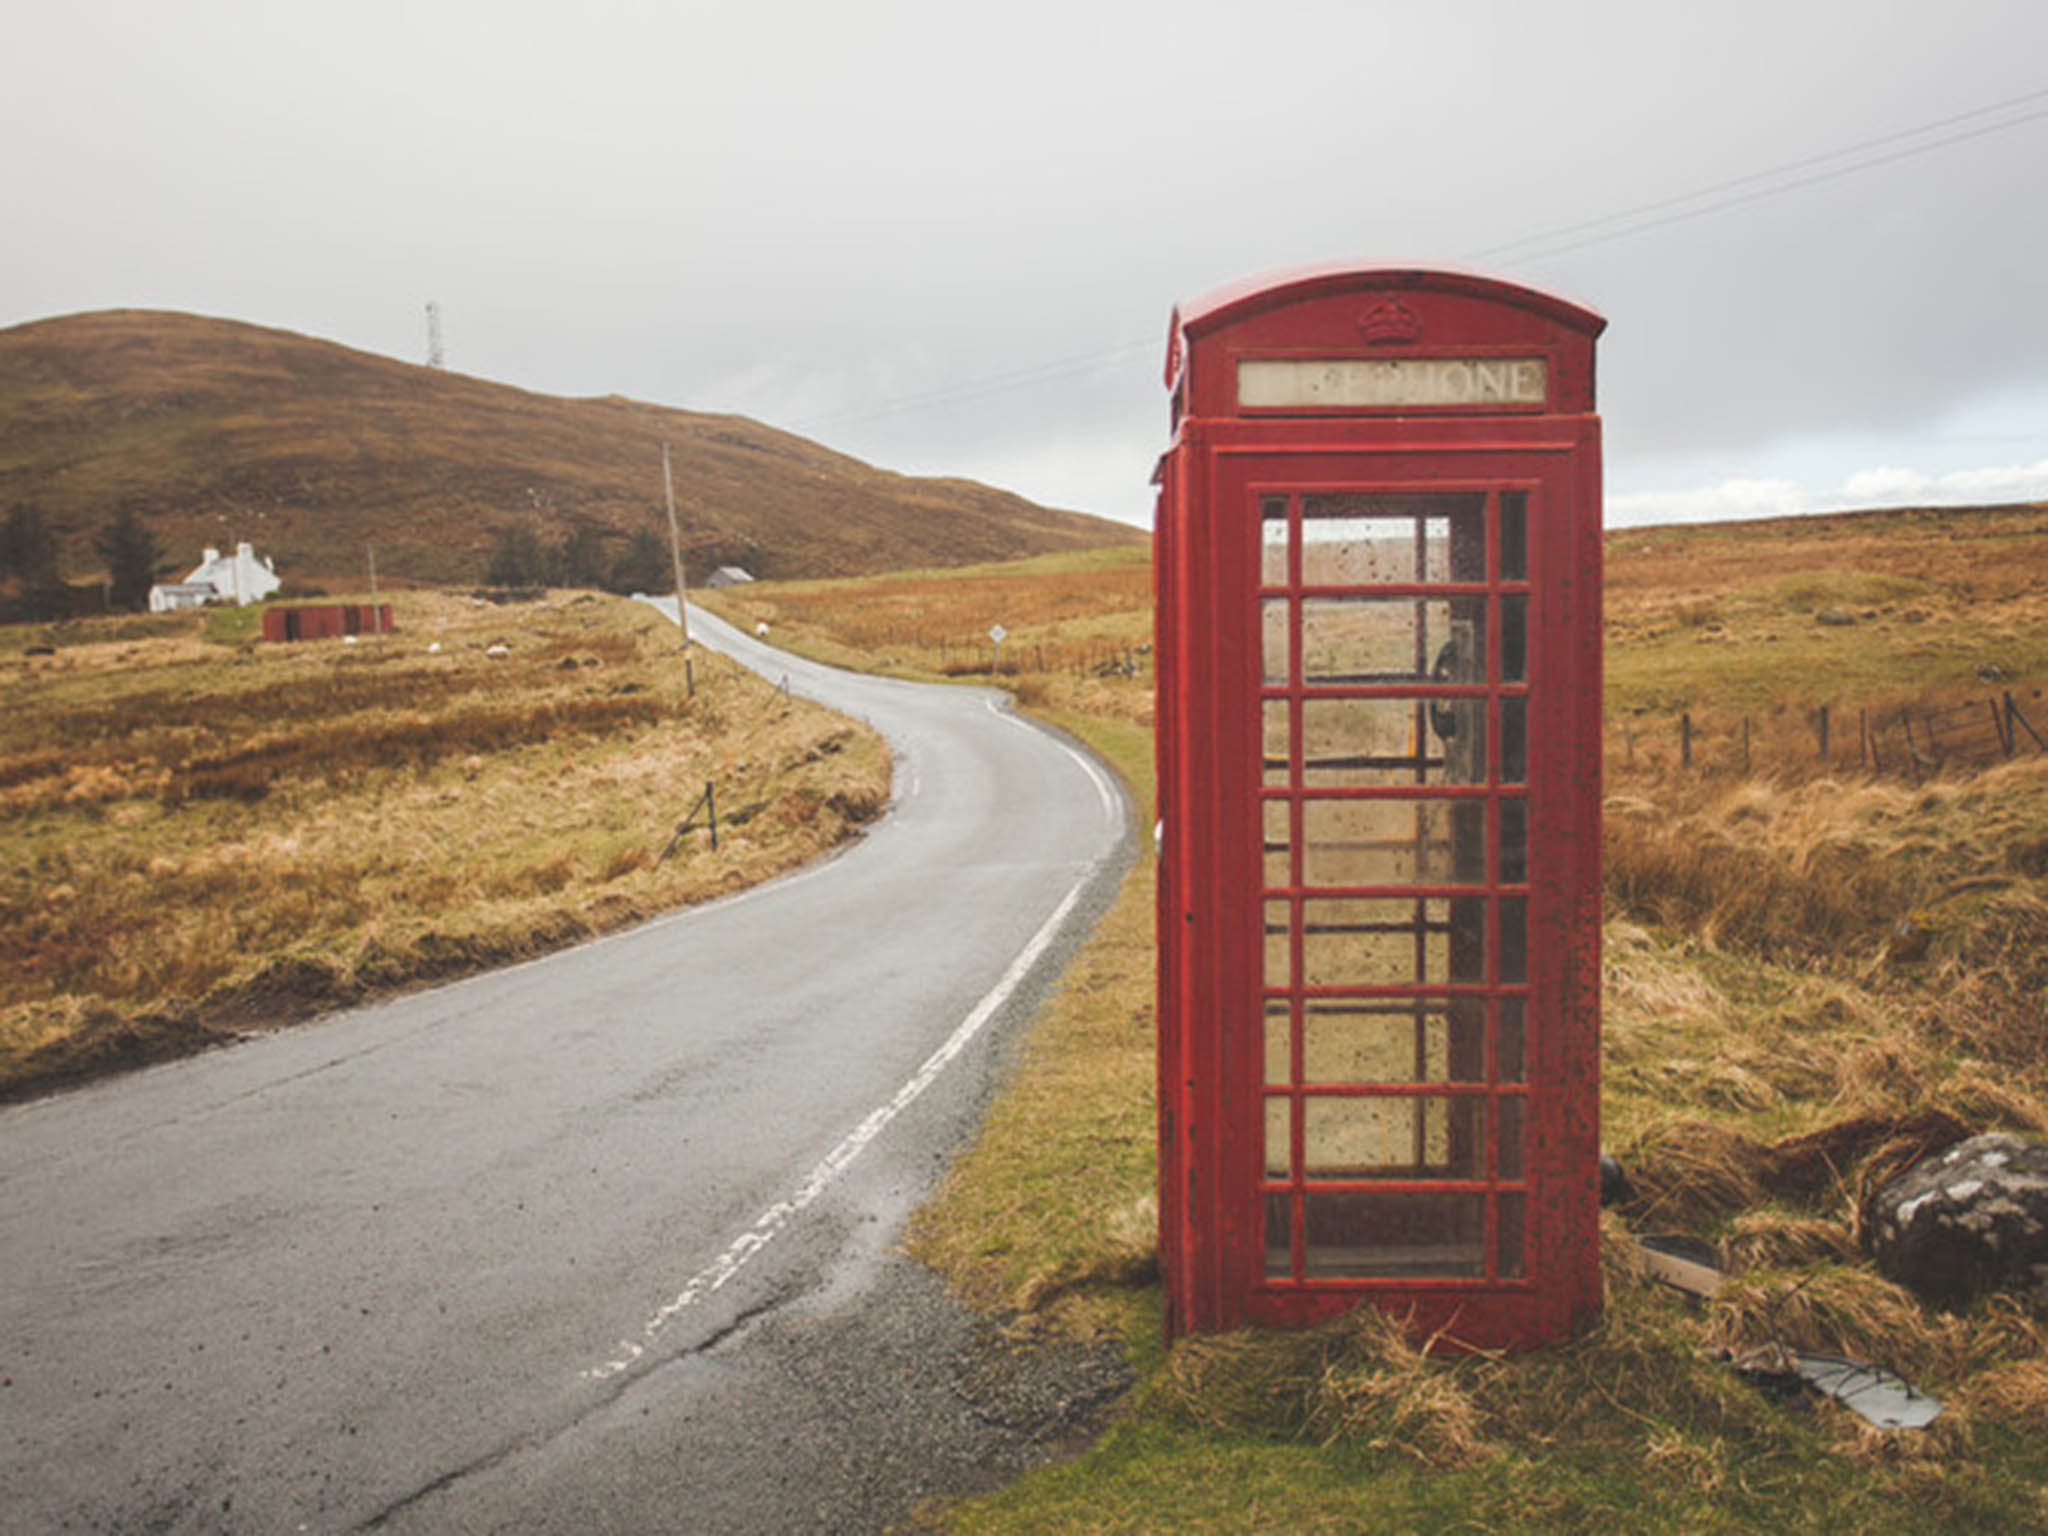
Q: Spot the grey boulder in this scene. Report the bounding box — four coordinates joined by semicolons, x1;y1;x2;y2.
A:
1867;1133;2048;1308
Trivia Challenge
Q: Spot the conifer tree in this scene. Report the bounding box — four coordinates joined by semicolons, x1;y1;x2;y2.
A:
93;507;165;611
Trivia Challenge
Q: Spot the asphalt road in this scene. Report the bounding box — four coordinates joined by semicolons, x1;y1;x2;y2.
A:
0;600;1132;1533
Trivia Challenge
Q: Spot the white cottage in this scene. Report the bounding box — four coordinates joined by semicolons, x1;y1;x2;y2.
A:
149;541;281;611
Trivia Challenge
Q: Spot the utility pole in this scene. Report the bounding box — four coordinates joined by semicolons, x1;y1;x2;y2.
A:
661;442;691;648
367;542;383;643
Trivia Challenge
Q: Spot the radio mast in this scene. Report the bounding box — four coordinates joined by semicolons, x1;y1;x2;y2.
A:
425;302;445;369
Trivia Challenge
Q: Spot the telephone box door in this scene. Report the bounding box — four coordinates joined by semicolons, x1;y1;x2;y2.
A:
1201;445;1599;1346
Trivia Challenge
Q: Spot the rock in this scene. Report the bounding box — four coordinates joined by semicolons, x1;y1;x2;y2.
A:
1885;916;1933;964
1867;1134;2048;1308
1815;608;1856;627
1599;1153;1633;1208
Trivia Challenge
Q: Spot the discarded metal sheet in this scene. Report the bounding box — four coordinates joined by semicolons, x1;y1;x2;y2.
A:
1791;1352;1942;1429
1727;1345;1942;1429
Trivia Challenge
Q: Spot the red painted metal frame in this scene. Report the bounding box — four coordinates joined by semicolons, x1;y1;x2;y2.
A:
1154;266;1604;1351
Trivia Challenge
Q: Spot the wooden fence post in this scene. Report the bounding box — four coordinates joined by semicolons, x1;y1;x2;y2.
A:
1816;704;1830;761
1742;716;1751;775
1681;712;1693;769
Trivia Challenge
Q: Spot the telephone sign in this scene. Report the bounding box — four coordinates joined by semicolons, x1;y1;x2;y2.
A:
1153;264;1605;1350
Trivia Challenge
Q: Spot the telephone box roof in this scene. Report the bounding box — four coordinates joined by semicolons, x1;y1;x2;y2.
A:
1173;261;1606;354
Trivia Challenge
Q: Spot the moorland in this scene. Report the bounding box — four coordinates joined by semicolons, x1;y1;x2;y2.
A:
0;593;887;1099
6;493;2046;1528
701;501;2048;1532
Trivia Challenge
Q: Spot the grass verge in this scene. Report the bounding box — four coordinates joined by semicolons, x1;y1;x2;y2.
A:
1;590;888;1098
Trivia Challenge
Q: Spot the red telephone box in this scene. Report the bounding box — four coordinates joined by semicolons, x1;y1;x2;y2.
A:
1154;264;1604;1350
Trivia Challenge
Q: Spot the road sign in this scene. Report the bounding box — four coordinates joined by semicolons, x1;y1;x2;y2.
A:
988;624;1008;645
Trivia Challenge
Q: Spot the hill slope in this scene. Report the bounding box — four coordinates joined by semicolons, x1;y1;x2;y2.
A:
0;309;1142;588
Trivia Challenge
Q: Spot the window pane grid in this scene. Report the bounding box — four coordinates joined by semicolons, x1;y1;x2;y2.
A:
1255;487;1537;1286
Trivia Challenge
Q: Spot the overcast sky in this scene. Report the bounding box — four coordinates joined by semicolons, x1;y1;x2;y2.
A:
6;1;2047;531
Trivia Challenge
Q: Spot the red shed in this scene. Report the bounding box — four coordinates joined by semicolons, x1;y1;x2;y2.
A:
1154;264;1605;1350
262;604;395;643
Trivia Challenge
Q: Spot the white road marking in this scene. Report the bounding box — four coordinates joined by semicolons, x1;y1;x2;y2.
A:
582;871;1096;1382
987;698;1121;831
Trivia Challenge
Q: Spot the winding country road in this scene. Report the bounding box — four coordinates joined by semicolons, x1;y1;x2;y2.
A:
0;600;1131;1532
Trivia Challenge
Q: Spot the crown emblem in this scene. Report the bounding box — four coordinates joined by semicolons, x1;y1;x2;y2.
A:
1358;298;1422;345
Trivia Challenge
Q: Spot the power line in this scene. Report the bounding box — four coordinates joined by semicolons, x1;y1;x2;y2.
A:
788;82;2048;432
1477;88;2048;265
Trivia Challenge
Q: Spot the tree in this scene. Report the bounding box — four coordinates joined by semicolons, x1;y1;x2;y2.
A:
93;507;166;612
559;525;608;590
2;504;60;586
0;503;72;621
607;527;670;595
485;524;545;587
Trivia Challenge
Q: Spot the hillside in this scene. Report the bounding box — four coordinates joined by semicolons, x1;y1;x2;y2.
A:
0;309;1141;589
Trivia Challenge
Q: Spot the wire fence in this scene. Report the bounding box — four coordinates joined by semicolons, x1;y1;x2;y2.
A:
1612;687;2047;781
924;636;1150;680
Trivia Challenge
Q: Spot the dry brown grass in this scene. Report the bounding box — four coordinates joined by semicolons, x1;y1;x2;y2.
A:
698;546;1156;727
0;591;888;1096
1151;1304;1497;1467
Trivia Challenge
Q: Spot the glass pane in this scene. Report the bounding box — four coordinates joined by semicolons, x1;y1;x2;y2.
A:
1302;697;1487;788
1264;1001;1291;1084
1498;491;1527;582
1264;899;1292;987
1301;597;1490;687
1449;895;1486;984
1302;798;1457;886
1501;799;1527;884
1500;594;1527;683
1261;496;1290;586
1263;700;1291;787
1262;598;1289;685
1500;696;1527;783
1304;1191;1484;1277
1301;1002;1485;1084
1265;1095;1291;1176
1498;1193;1526;1278
1498;1096;1526;1180
1263;799;1291;887
1498;998;1526;1082
1500;896;1527;984
1305;1097;1484;1178
1265;1193;1292;1278
1301;897;1447;986
1299;492;1483;586
1446;998;1487;1081
1451;801;1487;882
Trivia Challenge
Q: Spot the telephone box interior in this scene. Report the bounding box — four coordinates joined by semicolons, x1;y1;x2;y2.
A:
1154;265;1606;1350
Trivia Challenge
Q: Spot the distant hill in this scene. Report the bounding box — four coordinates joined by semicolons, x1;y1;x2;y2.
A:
0;309;1142;591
